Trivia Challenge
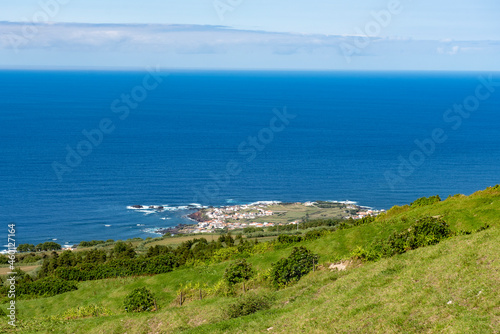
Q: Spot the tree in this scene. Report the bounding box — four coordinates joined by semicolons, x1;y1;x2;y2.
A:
270;246;318;288
124;287;156;312
36;242;61;251
57;250;76;267
84;249;107;263
223;259;254;286
113;242;136;259
17;244;35;253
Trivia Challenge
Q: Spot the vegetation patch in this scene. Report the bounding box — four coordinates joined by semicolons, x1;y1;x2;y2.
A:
124;287;156;313
352;216;456;261
225;292;274;319
270;246;319;288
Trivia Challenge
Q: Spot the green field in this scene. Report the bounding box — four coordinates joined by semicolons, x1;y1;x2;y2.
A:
2;186;499;333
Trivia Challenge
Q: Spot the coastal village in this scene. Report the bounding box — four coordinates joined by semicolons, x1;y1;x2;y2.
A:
185;201;385;234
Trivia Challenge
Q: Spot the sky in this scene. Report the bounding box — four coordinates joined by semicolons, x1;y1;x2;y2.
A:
0;0;499;70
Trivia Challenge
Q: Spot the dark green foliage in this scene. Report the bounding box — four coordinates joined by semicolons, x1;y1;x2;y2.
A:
352;217;454;261
124;287;155;313
112;242;136;259
17;277;77;297
270;246;319;288
225;293;273;319
17;243;36;252
218;233;235;247
410;195;441;208
16;253;42;264
57;250;77;267
146;245;174;258
243;227;264;234
84;249;107;263
78;240;106;247
303;229;330;241
35;242;61;251
54;254;176;281
223;259;254;285
381;217;453;256
276;234;303;244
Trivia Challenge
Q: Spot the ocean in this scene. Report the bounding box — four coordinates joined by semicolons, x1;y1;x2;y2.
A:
1;70;499;247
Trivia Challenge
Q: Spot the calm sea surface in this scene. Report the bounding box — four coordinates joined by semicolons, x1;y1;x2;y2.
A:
1;70;499;246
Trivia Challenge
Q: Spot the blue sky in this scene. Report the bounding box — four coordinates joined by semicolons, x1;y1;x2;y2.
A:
0;0;499;70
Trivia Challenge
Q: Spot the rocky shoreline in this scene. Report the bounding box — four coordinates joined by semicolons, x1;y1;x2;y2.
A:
187;210;204;222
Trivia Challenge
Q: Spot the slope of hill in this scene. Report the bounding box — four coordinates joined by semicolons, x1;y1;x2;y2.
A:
2;186;500;333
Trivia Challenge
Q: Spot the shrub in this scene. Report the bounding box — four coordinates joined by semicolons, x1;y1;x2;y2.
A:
78;240;106;247
276;234;302;244
224;259;254;285
225;293;273;319
54;254;176;281
61;304;111;319
113;242;136;259
353;217;455;262
304;229;330;241
251;242;274;254
208;279;235;297
17;244;36;253
382;216;453;256
410;195;441;208
350;246;382;262
124;287;156;313
270;246;319;288
35;242;61;251
17;277;77;297
210;247;239;263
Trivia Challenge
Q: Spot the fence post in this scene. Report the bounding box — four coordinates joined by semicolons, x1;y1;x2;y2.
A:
180;291;183;306
199;289;202;300
313;258;315;272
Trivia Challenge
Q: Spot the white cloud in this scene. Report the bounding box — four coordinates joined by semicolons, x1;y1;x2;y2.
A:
0;22;499;70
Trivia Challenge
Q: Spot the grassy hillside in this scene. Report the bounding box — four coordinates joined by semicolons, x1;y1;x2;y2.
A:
2;186;500;333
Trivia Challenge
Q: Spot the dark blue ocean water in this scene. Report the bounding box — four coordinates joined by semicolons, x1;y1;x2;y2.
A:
1;70;499;247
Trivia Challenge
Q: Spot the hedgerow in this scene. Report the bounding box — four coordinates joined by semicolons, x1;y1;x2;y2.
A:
54;254;176;281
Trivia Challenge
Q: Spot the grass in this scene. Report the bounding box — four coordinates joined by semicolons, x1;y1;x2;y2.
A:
2;187;500;333
5;228;498;333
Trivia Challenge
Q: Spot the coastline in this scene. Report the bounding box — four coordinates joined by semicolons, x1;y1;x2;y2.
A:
145;200;385;236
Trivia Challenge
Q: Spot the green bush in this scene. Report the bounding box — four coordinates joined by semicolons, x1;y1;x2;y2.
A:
225;293;273;319
17;277;77;297
223;259;254;285
17;244;36;253
381;216;453;256
270;246;319;288
410;195;441;208
276;234;303;244
60;304;111;319
78;240;106;247
124;287;156;313
350;246;383;262
352;217;454;262
304;229;331;241
54;254;176;281
35;242;61;251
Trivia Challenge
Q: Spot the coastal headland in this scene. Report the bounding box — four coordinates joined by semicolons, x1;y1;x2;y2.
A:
177;200;385;234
